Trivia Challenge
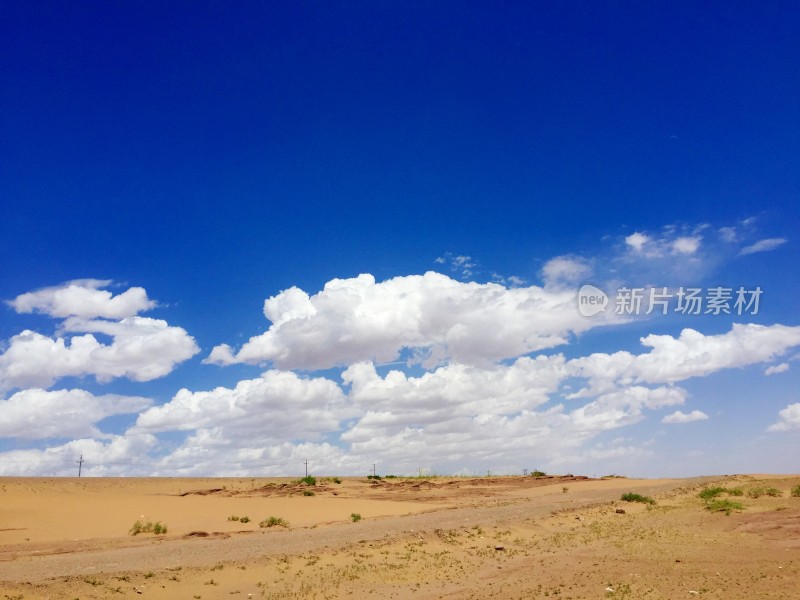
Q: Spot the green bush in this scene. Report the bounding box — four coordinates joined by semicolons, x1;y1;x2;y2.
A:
698;486;743;500
129;520;145;535
698;487;726;500
531;470;546;478
333;477;342;484
791;484;800;498
620;492;656;505
228;515;240;522
748;486;783;499
299;476;316;486
303;490;315;496
350;513;362;522
259;516;289;528
239;516;250;523
129;520;168;536
706;499;744;515
152;522;167;535
367;474;382;480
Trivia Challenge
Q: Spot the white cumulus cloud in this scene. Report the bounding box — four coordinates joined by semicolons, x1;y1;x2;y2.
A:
133;369;350;440
765;362;790;376
767;403;800;432
151;435;356;477
541;256;592;287
206;272;608;370
7;279;156;319
1;281;199;391
625;232;650;252
0;316;199;391
0;434;158;477
0;388;152;440
568;324;800;396
662;410;709;424
156;322;800;476
343;355;567;432
671;236;701;255
337;361;684;472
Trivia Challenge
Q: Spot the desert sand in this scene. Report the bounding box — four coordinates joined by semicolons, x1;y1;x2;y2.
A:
1;473;798;599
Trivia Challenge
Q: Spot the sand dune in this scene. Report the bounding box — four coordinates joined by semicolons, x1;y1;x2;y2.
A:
1;474;798;598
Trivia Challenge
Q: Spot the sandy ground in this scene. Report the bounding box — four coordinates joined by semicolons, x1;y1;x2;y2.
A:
1;474;798;599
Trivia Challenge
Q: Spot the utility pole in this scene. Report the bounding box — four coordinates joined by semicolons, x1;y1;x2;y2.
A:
372;463;376;477
304;459;309;478
76;454;84;477
523;469;528;477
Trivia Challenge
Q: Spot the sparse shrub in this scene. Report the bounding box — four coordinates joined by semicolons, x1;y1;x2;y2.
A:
698;486;726;500
228;515;250;523
303;490;315;496
562;486;569;493
259;516;289;528
367;474;382;480
129;520;168;536
699;487;746;515
531;470;546;478
748;486;782;499
129;520;146;535
152;522;168;535
706;499;744;515
299;476;316;486
620;492;656;505
791;484;800;498
698;486;744;499
385;475;398;478
350;512;362;522
333;477;342;484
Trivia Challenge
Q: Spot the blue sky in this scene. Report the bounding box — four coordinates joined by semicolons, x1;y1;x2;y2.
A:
1;2;798;477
